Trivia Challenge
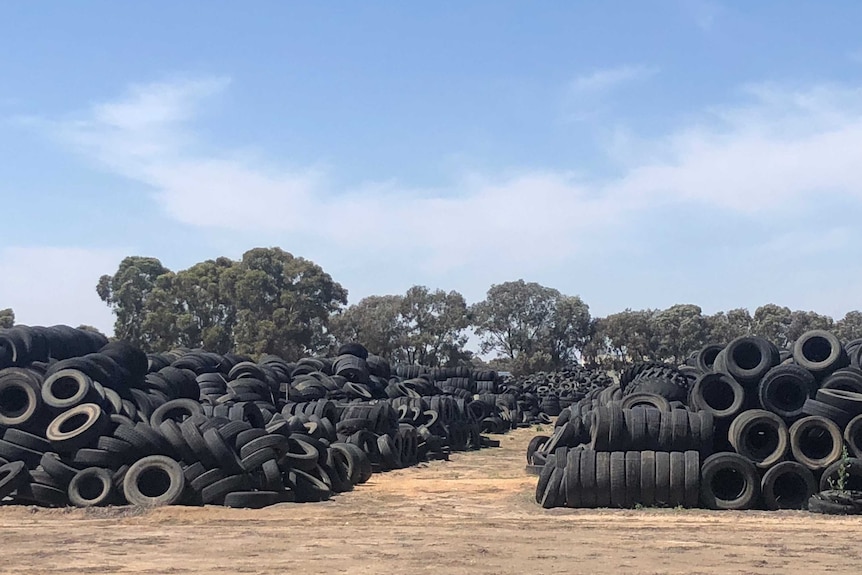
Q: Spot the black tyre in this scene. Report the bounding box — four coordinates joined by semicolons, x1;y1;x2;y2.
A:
0;461;29;499
793;330;848;377
715;336;779;386
761;461;816;510
727;409;788;468
46;403;107;453
815;388;862;417
223;490;280;509
123;455;186;507
699;452;759;510
579;449;597;508
654;451;671;507
757;364;816;420
68;467;114;507
639;450;656;507
690;373;744;419
0;371;42;428
808;490;862;515
565;449;582;508
789;416;844;470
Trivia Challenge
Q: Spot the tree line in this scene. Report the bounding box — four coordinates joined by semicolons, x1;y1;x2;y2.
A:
5;247;861;375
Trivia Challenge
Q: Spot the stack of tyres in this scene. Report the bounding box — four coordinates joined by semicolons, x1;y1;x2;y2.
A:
532;331;862;512
534;403;705;508
0;326;504;509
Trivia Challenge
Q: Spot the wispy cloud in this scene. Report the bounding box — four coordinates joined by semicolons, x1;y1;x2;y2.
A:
565;65;658;121
22;75;862;316
570;65;659;94
39;75;862;240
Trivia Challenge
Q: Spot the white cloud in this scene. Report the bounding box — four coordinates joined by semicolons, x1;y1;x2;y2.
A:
569;65;659;94
25;75;862;317
565;65;658;121
0;247;123;333
606;83;862;213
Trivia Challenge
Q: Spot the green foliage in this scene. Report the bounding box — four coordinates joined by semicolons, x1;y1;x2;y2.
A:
329;294;405;359
0;308;13;329
587;304;856;368
95;252;862;368
471;280;591;375
97;256;171;348
400;286;471;367
226;248;347;359
653;304;709;364
589;308;657;368
706;308;753;344
100;248;347;358
835;311;862;343
142;257;237;353
330;286;471;366
828;445;851;491
751;304;794;348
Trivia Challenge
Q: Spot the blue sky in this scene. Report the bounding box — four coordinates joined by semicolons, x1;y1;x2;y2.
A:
2;1;862;335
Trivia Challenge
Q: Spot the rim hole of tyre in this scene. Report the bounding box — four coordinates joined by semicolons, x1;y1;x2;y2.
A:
802;337;832;363
138;467;172;497
59;413;89;434
79;476;106;501
732;344;762;370
745;423;779;459
52;377;82;400
702;380;734;411
712;467;746;501
703;348;720;368
772;472;807;507
799;427;834;460
772;378;806;411
0;386;29;417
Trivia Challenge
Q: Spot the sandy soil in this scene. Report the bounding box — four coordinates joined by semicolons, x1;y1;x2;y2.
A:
1;426;860;575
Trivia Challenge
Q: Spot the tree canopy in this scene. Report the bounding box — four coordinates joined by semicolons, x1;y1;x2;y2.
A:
98;248;347;359
97;256;170;347
0;308;13;329
329;286;472;367
471;280;591;374
93;250;862;370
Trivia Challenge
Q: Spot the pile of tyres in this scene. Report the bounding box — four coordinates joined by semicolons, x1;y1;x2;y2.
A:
0;325;509;509
530;330;862;513
503;367;615;420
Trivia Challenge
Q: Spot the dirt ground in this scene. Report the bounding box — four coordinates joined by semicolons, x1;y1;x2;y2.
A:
1;426;861;575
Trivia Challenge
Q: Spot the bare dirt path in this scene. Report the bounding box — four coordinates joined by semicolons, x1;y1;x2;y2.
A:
1;426;861;575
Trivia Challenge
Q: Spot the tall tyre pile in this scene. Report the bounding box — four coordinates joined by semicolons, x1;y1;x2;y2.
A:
0;326;509;509
531;331;862;513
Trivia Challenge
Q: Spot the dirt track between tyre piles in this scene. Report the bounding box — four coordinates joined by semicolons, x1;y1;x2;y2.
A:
1;427;861;575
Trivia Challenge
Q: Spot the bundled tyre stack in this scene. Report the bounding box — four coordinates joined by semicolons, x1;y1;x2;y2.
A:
531;330;862;513
0;325;505;509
